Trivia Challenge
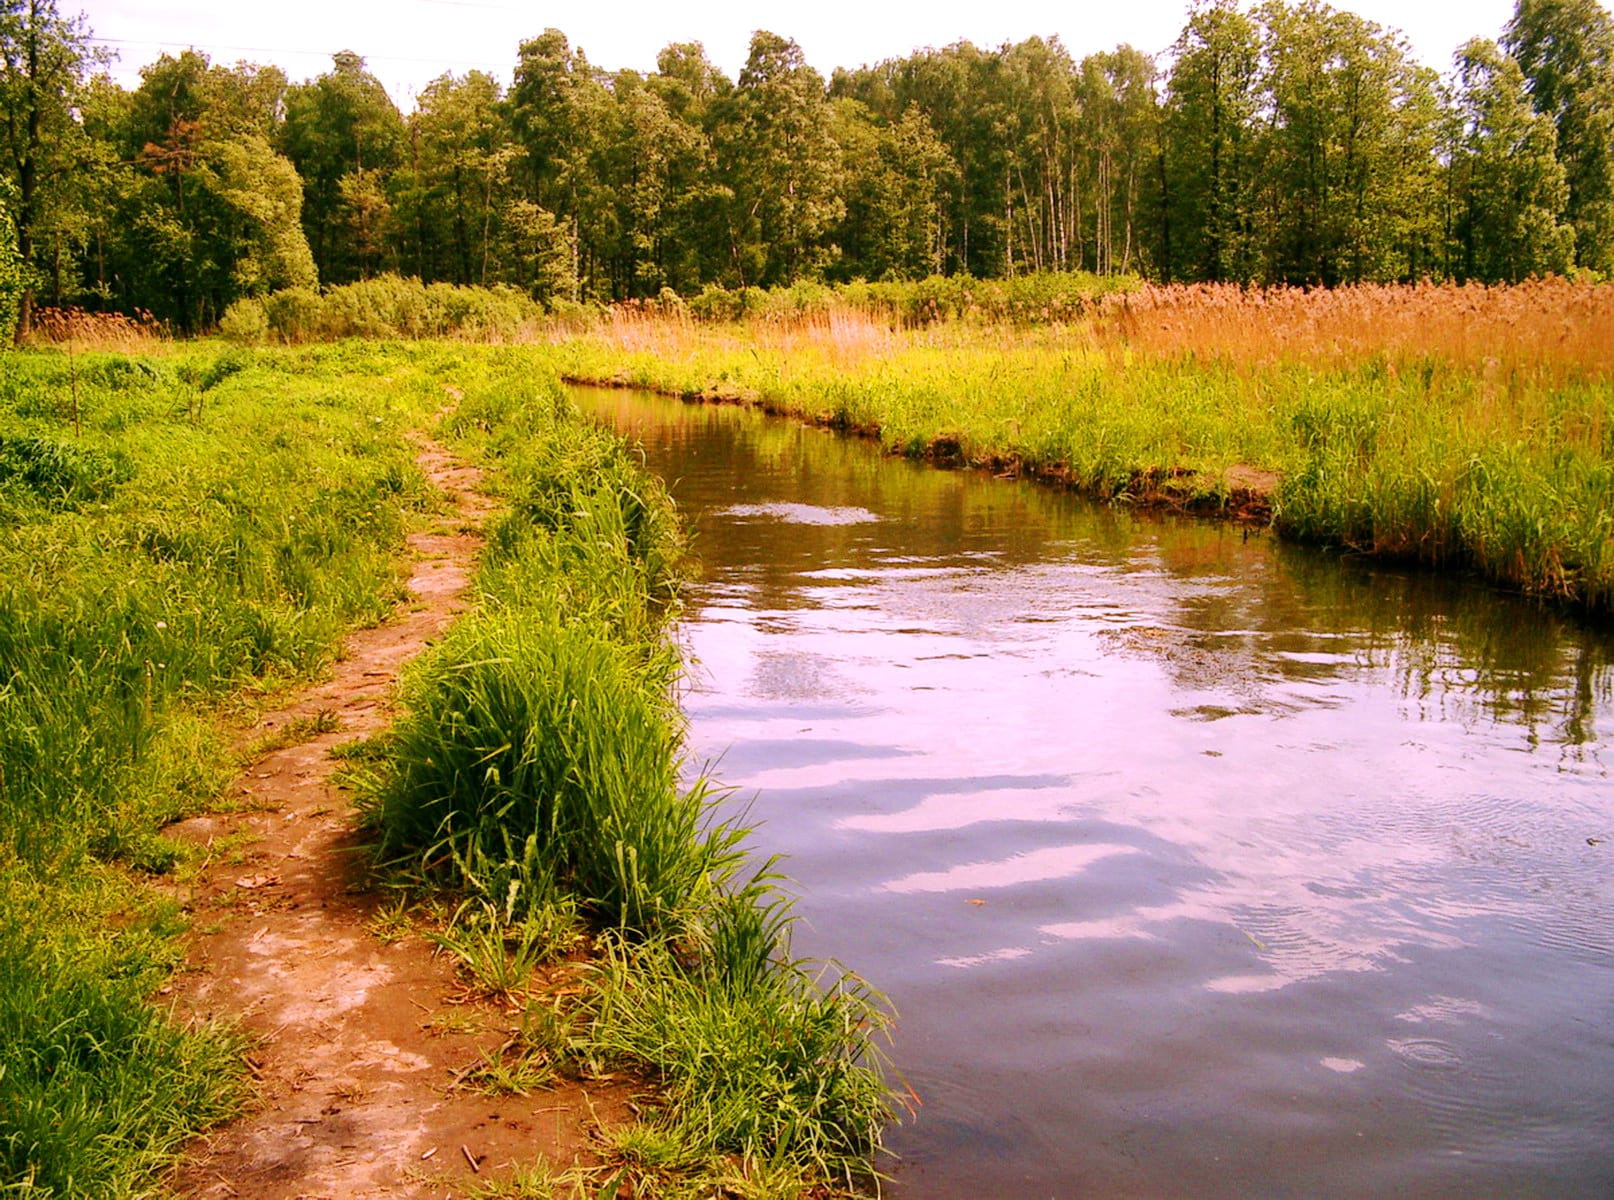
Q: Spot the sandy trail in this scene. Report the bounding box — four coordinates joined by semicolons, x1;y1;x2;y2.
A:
167;435;625;1199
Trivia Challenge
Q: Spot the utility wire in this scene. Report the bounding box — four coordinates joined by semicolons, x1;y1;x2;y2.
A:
92;35;509;70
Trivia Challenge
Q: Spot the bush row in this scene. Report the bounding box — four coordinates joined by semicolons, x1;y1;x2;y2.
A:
219;275;555;344
220;270;1142;346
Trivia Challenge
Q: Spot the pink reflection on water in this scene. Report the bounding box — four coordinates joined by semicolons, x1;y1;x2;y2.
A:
936;946;1037;970
882;842;1136;894
719;502;882;525
836;782;1096;834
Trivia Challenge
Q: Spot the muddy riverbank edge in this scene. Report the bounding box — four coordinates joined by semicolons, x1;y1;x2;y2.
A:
560;369;1612;618
569;370;1292;528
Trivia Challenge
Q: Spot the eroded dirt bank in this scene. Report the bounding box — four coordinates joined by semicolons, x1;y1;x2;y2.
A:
166;438;626;1199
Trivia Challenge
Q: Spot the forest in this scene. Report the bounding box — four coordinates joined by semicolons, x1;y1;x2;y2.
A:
1;0;1612;334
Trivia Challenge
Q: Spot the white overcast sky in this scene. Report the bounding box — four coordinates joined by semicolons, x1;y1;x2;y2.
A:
77;0;1535;111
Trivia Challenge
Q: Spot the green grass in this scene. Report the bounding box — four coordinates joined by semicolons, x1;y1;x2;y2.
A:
0;869;244;1196
0;341;897;1196
0;341;445;1193
584;910;894;1191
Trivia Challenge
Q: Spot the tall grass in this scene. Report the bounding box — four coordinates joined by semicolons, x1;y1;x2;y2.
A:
0;339;896;1193
585;900;894;1189
363;366;896;1189
0;871;243;1195
23;306;168;351
0;342;443;1192
548;281;1614;612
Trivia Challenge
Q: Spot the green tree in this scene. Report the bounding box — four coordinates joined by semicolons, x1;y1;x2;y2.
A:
647;42;732;291
1076;46;1159;275
510;29;616;299
0;178;25;338
1160;0;1265;281
996;37;1080;275
397;71;515;285
97;51;315;328
280;51;405;282
830;99;956;279
1257;1;1442;283
0;0;89;338
1447;38;1575;281
1503;0;1614;271
199;131;317;296
599;68;708;296
838;41;1012;276
718;31;843;285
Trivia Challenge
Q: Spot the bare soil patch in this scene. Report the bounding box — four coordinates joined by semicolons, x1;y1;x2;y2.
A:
166;436;627;1199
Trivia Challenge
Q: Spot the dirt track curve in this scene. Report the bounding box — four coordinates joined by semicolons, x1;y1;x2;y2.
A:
166;433;627;1199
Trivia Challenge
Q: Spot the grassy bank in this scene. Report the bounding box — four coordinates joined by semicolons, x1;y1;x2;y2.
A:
360;362;894;1195
542;280;1614;613
0;341;894;1196
0;342;444;1192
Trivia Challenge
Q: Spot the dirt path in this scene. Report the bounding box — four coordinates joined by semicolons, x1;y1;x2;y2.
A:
167;435;624;1199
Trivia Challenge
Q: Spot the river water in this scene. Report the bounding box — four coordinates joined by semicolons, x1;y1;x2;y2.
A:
575;386;1614;1199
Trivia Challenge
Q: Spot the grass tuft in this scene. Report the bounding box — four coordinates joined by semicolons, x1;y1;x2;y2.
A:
364;363;897;1191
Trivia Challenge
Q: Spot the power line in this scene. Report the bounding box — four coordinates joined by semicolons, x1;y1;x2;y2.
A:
413;0;521;9
92;35;510;71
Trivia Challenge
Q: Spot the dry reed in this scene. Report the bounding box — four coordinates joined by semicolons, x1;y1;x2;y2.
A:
26;306;169;352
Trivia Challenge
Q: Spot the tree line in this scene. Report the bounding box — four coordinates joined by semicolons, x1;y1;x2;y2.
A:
2;0;1612;335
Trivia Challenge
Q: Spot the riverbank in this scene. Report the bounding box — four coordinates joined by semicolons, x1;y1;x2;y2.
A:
539;281;1613;613
0;344;893;1197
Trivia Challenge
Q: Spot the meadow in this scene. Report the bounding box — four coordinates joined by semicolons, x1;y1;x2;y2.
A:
0;338;894;1197
0;340;440;1192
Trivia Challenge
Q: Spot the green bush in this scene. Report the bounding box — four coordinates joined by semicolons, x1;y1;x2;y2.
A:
262;285;325;343
254;275;545;343
217;297;269;345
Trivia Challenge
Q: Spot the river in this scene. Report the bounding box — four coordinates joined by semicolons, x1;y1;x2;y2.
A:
575;385;1614;1199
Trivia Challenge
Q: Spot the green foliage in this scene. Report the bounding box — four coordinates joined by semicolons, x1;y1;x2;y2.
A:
586;921;894;1188
0;183;25;341
0;432;130;508
367;378;732;934
0;0;91;333
1449;38;1577;281
393;70;526;289
1504;0;1614;273
681;270;1137;326
217;295;268;343
73;50;321;331
721;33;844;286
244;275;545;343
279;50;406;284
17;1;1614;319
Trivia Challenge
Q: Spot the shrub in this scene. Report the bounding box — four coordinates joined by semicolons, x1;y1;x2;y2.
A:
217;297;269;345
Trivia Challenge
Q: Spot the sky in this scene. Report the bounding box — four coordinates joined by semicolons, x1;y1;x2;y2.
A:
77;0;1529;111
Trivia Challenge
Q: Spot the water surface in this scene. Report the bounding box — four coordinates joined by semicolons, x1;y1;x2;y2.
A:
577;386;1614;1199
